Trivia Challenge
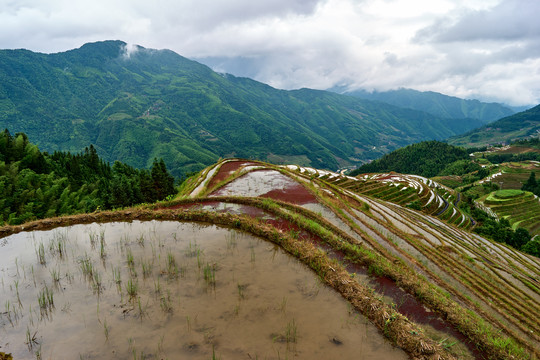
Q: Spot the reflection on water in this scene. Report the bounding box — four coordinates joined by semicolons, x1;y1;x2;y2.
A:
0;221;407;359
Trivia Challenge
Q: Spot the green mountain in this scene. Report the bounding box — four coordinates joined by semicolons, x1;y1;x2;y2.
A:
0;40;487;177
448;104;540;147
340;88;515;123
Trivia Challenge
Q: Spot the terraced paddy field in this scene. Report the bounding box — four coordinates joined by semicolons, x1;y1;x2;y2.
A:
1;221;409;359
1;158;539;360
313;170;473;229
488;162;540;190
479;189;540;235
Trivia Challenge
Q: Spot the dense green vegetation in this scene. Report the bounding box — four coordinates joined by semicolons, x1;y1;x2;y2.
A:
0;129;175;225
472;208;538;256
522;172;540;196
485;152;540;164
343;88;514;122
350;140;483;178
449;104;540;147
0;41;498;177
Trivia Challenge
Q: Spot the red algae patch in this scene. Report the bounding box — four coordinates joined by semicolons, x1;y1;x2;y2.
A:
261;181;317;205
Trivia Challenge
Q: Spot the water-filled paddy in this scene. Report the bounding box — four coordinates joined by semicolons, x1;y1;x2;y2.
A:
0;221;407;359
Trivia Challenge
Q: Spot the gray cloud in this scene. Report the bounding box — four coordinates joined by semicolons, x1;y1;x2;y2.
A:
415;0;540;43
0;0;539;106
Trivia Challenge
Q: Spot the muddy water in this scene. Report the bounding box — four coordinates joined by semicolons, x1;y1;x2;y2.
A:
206;160;260;190
211;169;317;204
0;221;407;360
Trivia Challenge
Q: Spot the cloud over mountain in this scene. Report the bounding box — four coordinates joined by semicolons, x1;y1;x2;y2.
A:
0;0;539;106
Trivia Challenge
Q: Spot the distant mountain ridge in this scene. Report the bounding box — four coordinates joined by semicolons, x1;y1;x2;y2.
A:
0;40;490;176
336;88;515;123
448;104;540;147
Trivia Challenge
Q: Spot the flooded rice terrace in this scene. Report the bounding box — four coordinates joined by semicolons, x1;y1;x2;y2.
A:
0;221;407;359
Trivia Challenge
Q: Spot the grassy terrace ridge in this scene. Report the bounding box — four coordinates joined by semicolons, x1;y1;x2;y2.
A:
2;158;540;360
178;159;539;359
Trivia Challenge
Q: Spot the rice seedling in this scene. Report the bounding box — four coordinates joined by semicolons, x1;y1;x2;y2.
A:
157;335;165;354
79;255;94;278
99;236;106;259
126;249;136;277
25;326;38;350
36;243;46;265
226;232;237;250
112;267;122;286
50;234;66;259
137;297;147;319
31;265;36;286
126;249;135;268
279;297;287;313
203;263;216;286
15;257;20;277
5;300;14;326
237;283;246;300
89;231;98;249
103;318;110;341
211;345;220;360
141;259;152;278
35;346;42;360
197;249;203;269
38;285;54;314
185;315;192;333
93;271;103;292
285;319;297;344
160;290;173;314
154;278;161;295
50;268;60;283
126;278;138;298
137;234;145;247
166;251;178;277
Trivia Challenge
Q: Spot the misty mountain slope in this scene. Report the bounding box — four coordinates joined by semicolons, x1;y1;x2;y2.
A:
341;88;515;123
0;40;490;177
448;104;540;147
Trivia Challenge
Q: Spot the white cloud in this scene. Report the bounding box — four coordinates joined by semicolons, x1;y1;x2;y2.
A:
0;0;538;105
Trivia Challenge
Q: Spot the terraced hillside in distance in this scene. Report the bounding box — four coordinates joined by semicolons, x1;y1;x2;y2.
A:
478;189;540;235
1;158;539;360
316;171;474;229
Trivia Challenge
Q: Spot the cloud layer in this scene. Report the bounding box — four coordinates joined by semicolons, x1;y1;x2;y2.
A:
0;0;538;106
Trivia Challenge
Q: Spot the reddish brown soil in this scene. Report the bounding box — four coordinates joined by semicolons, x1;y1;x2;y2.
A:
261;182;318;205
369;276;483;359
206;160;260;190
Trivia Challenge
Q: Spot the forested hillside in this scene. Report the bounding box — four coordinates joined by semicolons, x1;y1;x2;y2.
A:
0;40;491;177
350;140;485;178
0;129;175;225
341;88;515;122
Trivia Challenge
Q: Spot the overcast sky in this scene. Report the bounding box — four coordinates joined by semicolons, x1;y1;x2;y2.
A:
1;0;539;106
